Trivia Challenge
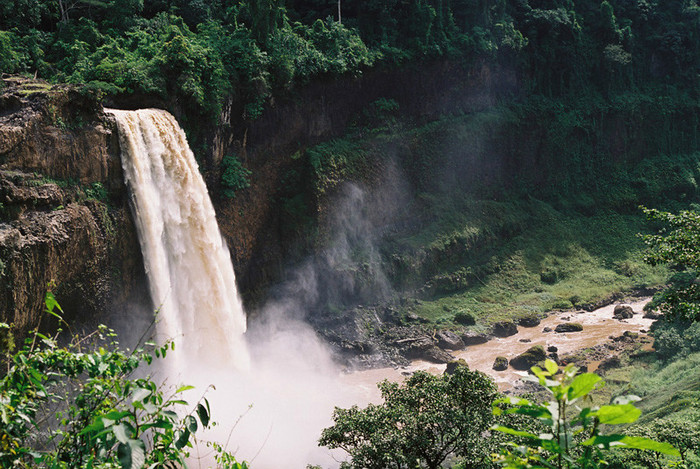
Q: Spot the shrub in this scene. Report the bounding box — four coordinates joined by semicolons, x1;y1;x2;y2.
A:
0;292;248;469
493;360;680;468
221;153;252;198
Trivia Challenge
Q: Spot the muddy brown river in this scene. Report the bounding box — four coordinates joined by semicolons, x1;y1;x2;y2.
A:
342;298;654;402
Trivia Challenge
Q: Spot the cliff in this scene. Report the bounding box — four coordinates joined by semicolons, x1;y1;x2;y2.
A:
0;77;149;337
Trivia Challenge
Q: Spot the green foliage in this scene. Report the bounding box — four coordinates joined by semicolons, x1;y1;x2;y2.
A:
642;207;700;321
0;292;247;469
0;30;26;74
221;153;252;198
493;359;679;468
307;138;367;195
319;365;498;469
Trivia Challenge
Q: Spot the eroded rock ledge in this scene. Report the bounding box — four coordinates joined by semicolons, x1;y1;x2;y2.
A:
0;78;148;338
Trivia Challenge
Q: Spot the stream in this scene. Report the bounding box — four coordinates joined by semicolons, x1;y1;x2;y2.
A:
343;298;655;401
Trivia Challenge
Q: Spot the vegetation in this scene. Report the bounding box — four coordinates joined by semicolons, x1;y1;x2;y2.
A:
494;360;678;468
642;207;700;322
0;293;248;469
320;365;500;469
320;361;677;468
1;1;699;123
221;153;252;198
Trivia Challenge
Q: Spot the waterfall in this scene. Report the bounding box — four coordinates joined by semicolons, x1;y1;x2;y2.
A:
107;108;250;371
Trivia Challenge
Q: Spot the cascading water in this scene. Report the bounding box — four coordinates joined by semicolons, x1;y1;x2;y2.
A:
108;108;360;468
107;108;249;371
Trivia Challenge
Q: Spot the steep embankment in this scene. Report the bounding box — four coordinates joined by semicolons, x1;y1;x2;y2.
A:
0;78;148;336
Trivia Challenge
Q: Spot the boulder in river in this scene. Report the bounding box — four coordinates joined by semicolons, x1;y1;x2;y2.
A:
492;321;518;337
518;314;541;328
423;346;455;364
445;359;469;374
436;330;465;350
555;323;583;333
613;305;634;319
493;356;509;371
461;331;491;345
510;346;546;370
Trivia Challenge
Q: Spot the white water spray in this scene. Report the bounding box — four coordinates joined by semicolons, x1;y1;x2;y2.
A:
107;108;250;371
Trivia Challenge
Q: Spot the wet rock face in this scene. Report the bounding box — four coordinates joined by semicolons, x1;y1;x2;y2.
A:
492;356;508;371
518;315;541;328
436;330;465;350
461;331;491;345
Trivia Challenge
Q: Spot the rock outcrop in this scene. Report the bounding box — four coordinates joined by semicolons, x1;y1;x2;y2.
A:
0;79;148;338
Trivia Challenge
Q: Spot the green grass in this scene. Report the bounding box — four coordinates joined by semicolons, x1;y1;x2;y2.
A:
389;193;667;326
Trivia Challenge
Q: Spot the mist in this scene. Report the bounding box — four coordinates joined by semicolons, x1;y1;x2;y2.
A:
163;167;408;468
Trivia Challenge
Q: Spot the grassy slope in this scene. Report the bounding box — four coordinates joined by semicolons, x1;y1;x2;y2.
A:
396;196;668;325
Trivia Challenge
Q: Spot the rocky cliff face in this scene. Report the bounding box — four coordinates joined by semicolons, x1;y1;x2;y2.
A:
0;78;148;338
212;61;518;300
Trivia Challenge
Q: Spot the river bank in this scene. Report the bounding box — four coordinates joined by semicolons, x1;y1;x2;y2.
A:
342;297;657;401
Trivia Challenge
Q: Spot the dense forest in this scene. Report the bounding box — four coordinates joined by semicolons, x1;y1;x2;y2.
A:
1;0;698;121
3;0;700;468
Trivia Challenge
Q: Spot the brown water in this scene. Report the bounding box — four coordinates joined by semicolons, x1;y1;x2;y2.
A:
343;298;654;401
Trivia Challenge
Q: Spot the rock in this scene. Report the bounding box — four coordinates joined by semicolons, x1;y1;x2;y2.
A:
623;331;639;340
597;356;621;373
510;346;546;370
542;327;552;333
436;330;465;350
493;356;509;371
613;305;634;319
547;345;558;353
407;313;430;324
519;338;531;343
518;315;541;328
461;331;490;345
423;346;455;364
453;311;476;326
445;359;469;375
492;321;518;337
398;336;454;363
643;309;663;320
555;323;583;333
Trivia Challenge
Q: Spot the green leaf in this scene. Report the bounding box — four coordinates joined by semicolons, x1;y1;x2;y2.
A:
197;403;210;427
44;291;64;315
492;425;538;439
186;414;198;433
118;439;147;469
568;373;602;400
584;435;680;456
544;359;558;375
595;404;641;425
113;423;130;444
176;385;195;393
175;429;190;450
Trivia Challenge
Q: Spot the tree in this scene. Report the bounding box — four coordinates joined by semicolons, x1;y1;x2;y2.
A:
319;365;498;469
641;207;700;321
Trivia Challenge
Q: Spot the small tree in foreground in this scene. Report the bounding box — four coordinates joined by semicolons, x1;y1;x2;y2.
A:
0;292;248;469
493;359;679;469
319;366;498;469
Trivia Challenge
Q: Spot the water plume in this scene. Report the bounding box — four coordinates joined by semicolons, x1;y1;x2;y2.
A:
108;108;249;371
108;108;405;468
